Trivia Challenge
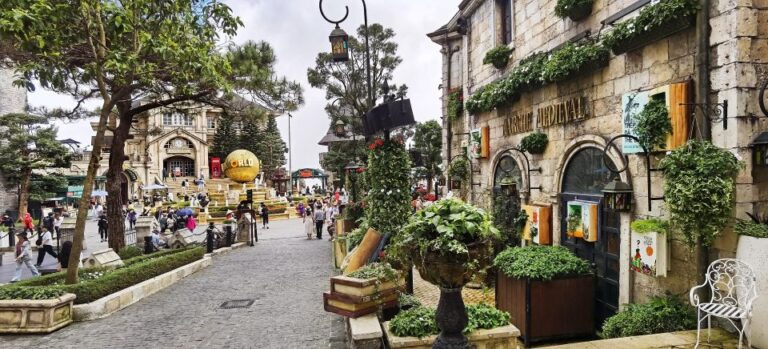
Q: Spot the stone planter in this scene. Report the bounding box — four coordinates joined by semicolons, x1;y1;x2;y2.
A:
324;273;405;318
496;272;594;346
413;242;490;288
736;235;768;348
383;321;521;349
0;293;76;334
609;16;694;55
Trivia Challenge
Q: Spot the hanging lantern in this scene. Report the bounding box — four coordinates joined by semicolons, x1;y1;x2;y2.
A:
602;178;633;212
500;176;518;197
334;119;347;137
344;160;361;174
329;26;350;62
451;174;463;190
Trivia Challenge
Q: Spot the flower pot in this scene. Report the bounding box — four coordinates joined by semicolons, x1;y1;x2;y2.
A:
609;16;694;55
492;59;509;70
413;242;490;289
736;235;768;348
0;294;76;334
567;1;593;21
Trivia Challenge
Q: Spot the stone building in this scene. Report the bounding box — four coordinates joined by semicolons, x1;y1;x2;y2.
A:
67;98;272;202
430;0;768;328
0;66;26;213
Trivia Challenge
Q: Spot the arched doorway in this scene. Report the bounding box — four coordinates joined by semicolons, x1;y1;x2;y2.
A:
559;147;620;329
165;156;196;177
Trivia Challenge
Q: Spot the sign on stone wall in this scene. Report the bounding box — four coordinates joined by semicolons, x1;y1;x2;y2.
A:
501;97;589;136
621;91;649;154
469;127;490;159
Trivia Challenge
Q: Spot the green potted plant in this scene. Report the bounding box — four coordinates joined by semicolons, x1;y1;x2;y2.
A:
659;140;742;247
555;0;594;21
734;214;768;347
540;41;609;82
0;287;76;333
483;45;513;69
493;245;594;346
519;132;549;154
390;199;500;347
383;304;520;348
448;157;470;189
634;97;672;152
602;0;699;55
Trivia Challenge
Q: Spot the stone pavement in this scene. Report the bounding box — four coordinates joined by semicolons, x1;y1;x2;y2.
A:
3;218;347;349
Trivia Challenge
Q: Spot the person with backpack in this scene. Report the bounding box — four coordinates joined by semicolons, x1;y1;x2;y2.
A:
35;226;58;268
260;203;269;229
11;231;39;282
43;212;54;233
97;214;108;242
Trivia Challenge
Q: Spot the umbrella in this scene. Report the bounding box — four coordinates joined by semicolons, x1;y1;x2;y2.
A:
177;208;194;216
91;190;108;197
142;184;168;190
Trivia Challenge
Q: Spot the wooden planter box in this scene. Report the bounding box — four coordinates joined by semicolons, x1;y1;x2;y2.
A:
496;273;594;346
336;219;355;236
383;321;520;349
324;274;405;318
610;16;694;55
0;294;76;333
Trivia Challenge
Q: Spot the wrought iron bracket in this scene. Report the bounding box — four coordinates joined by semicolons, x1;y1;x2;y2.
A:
447;154;481;187
501;147;542;192
679;100;755;130
602;134;664;211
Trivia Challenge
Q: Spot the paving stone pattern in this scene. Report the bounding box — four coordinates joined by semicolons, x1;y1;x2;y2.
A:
3;219;347;349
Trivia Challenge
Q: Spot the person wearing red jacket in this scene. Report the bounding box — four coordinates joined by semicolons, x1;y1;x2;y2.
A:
22;212;34;234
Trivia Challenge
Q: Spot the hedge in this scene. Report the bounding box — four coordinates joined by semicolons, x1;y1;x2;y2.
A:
4;247;204;304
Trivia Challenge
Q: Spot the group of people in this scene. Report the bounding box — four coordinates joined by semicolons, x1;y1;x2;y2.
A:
299;198;339;240
3;211;78;283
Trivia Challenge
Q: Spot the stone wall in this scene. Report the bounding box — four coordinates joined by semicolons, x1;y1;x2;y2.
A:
0;67;26;214
436;0;768;305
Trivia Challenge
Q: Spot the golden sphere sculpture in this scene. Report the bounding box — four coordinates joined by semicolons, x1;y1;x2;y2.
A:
223;150;261;183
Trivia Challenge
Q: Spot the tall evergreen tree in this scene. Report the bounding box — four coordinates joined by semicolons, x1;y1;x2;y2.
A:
414;120;443;193
257;117;286;174
239;119;263;157
211;114;238;159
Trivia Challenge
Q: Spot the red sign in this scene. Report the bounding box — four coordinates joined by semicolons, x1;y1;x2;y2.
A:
211;157;222;179
300;170;313;178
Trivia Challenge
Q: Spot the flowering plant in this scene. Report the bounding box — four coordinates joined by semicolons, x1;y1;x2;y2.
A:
368;138;385;150
365;138;412;235
602;0;698;51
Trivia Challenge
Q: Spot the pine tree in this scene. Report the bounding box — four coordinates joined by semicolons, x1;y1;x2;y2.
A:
257;117;287;173
239;119;263;157
211;114;237;159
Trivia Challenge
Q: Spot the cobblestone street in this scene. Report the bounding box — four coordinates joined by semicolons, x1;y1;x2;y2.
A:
3;219;346;349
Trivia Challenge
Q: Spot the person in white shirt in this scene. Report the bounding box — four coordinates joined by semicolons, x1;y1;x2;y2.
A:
53;212;63;240
35;226;58;267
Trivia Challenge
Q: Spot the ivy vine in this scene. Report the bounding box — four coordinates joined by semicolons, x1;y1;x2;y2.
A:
659;141;742;247
446;89;464;121
365;138;412;235
634;98;672;152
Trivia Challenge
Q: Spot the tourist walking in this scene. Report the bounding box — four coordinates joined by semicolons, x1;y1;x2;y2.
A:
181;179;188;195
127;209;137;230
314;207;326;240
95;203;104;219
53;212;63;241
98;214;108;242
197;174;205;191
260;203;269;229
42;212;55;234
303;208;314;240
11;231;39;282
22;212;34;234
35;226;58;267
186;214;197;231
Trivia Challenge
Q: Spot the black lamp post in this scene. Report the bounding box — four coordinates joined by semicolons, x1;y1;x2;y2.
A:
319;0;373;109
602;178;633;212
344;159;365;203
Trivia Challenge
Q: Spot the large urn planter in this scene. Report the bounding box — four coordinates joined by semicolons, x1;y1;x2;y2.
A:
609;17;694;55
736;235;768;348
383;322;520;349
324;269;405;318
0;293;76;334
496;273;594;346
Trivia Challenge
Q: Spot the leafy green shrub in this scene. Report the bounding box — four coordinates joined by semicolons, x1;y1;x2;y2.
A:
602;294;696;338
347;262;399;281
659;141;742;247
602;0;698;51
346;219;368;249
630;218;669;234
447;89;464;121
634;98;672;151
398;293;422;309
389;306;439;338
483;46;513;68
343;201;366;222
448;157;469;180
366;138;412;236
118;245;143;260
555;0;593;18
540;42;608;82
0;287;68;300
494;245;591;280
519;132;549;154
735;219;768;238
389;304;510;338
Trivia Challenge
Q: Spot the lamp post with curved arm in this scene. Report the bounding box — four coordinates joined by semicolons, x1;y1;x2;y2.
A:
319;0;373;109
601;134;664;212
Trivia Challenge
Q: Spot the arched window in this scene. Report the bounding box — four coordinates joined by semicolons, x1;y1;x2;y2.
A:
562;147;618;195
165;137;194;149
493;155;522;191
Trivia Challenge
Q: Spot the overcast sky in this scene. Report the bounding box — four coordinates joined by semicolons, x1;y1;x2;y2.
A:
33;0;456;172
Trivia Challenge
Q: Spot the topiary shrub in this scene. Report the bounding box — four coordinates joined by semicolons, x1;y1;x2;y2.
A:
602;294;696;338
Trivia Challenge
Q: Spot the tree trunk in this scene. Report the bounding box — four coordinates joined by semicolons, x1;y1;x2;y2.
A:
106;108;132;253
66;109;110;284
427;175;434;195
17;169;31;221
